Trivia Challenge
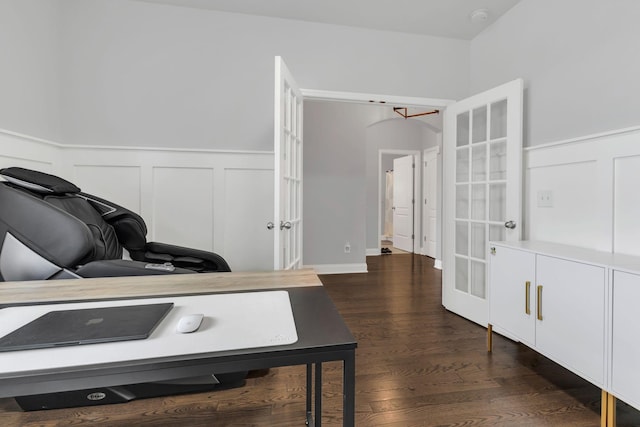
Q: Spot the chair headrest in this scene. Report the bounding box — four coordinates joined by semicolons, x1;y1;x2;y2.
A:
0;167;81;194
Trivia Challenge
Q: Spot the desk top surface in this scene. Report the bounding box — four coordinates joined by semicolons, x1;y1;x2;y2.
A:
0;291;299;375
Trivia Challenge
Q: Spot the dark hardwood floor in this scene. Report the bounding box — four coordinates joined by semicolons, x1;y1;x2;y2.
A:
2;254;639;426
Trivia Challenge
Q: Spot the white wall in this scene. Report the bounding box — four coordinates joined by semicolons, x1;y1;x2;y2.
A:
38;0;469;151
0;0;62;141
470;0;640;147
303;101;390;273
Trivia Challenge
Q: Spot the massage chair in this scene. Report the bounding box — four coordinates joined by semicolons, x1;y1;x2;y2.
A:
0;167;230;281
0;167;245;410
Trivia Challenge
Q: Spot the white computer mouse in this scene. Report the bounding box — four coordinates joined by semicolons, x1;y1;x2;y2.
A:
176;314;204;333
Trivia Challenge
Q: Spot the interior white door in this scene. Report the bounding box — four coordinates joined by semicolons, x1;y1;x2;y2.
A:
423;147;438;258
392;155;414;253
273;56;303;270
443;79;523;326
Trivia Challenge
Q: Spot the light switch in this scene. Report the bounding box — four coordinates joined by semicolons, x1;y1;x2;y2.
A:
537;190;553;207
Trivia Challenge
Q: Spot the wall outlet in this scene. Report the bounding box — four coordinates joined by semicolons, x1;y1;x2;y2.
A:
344;242;351;253
537;190;553;207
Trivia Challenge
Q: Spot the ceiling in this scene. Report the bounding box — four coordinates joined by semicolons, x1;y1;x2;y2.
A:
135;0;521;40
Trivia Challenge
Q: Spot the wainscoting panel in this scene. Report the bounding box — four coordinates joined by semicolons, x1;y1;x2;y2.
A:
152;167;215;253
526;160;603;250
525;127;640;255
614;155;640;256
0;131;60;173
224;168;274;271
73;165;142;213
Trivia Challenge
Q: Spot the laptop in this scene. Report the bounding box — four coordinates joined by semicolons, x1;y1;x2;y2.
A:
0;302;174;352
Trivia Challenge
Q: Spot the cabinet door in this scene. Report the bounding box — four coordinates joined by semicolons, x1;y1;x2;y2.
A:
535;255;606;386
489;245;535;345
611;270;640;409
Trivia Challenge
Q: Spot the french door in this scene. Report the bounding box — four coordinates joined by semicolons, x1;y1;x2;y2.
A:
442;79;523;326
273;57;303;270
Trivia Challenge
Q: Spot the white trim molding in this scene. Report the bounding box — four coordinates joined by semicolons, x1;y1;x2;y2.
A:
307;263;368;275
524;125;640;152
366;248;381;256
301;88;454;109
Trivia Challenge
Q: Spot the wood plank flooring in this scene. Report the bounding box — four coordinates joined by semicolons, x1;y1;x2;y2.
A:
2;254;639;426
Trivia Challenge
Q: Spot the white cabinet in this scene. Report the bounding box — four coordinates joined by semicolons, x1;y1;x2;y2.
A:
611;270;640;410
488;240;640;423
489;245;535;346
535;255;605;386
489;243;606;387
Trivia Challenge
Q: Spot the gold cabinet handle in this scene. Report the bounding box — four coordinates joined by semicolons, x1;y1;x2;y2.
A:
537;285;543;321
525;281;531;315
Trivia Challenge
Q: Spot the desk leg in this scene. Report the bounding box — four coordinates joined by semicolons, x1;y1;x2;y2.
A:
306;364;313;426
343;351;356;427
315;363;322;426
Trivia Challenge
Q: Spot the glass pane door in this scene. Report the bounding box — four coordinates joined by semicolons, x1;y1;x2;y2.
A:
454;99;510;300
274;57;303;270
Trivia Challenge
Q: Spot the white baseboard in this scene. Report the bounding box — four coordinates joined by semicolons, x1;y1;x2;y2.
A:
307;263;368;275
366;248;381;256
434;259;442;270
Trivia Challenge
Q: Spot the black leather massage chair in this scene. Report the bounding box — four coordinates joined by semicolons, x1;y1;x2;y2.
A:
0;167;245;410
0;167;231;281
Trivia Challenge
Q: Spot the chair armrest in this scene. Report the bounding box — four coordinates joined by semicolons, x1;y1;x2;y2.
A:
130;242;231;273
75;259;193;278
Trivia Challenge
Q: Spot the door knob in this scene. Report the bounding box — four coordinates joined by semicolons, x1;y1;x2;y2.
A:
266;222;275;230
504;220;516;229
280;221;292;230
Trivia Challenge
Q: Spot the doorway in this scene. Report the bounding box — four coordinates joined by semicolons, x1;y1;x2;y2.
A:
378;150;420;255
298;87;452;274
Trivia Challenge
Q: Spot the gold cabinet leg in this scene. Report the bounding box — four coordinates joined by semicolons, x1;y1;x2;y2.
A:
601;390;608;427
608;392;616;426
601;390;617;427
487;324;493;353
